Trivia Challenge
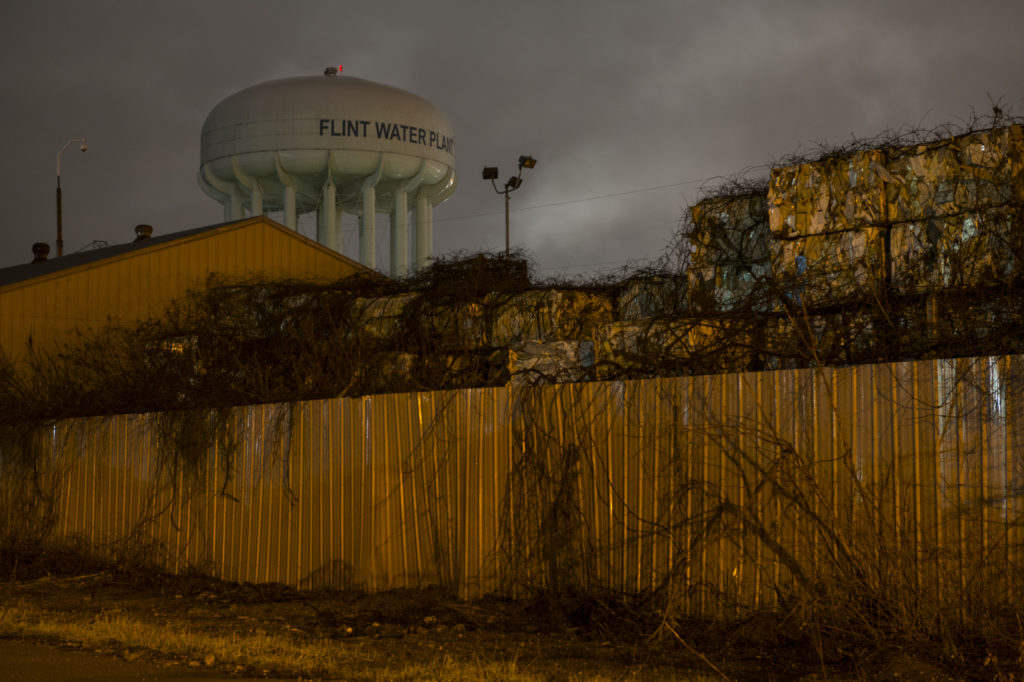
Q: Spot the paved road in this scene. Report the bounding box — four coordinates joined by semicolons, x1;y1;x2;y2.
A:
0;639;293;682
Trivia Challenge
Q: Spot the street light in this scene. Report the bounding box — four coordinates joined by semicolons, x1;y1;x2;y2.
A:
57;138;88;257
482;155;537;256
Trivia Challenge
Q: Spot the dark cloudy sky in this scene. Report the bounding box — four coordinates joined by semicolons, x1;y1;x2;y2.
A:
2;1;1021;276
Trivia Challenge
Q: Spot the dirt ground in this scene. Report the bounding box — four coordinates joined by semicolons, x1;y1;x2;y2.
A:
0;570;970;681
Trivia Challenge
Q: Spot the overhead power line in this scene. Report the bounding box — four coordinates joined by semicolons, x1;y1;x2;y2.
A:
312;175;706;237
431;177;707;224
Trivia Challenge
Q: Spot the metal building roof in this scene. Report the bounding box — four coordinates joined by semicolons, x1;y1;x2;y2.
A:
0;218;371;291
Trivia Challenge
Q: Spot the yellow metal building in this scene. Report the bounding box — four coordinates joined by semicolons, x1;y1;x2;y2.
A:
0;217;373;365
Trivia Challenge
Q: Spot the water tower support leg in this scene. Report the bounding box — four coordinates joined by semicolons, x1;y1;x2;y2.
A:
425;205;433;264
284;186;297;229
250;184;263;217
414;195;431;271
360;186;376;269
391;191;408;278
334;206;344;252
319;182;337;249
230;188;243;221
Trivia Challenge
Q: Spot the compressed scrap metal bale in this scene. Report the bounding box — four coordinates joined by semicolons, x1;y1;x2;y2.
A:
686;260;771;312
423;301;489;349
886;125;1024;223
488;289;613;347
594;318;752;378
204;285;274;336
689;193;770;270
617;275;688;320
768;150;887;237
360;350;499;393
276;291;317;312
594;320;691;377
771;228;886;306
486;348;511;385
685;193;771;311
762;310;876;368
764;124;1022;236
925;291;1024;356
890;207;1021;293
507;340;595;386
419;351;499;390
685;318;754;369
348;292;419;343
359;351;418;393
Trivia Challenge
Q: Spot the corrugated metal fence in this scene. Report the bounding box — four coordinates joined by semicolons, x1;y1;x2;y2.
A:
4;355;1022;613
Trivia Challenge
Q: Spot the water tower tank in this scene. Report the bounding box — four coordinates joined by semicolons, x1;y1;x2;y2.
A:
199;68;456;275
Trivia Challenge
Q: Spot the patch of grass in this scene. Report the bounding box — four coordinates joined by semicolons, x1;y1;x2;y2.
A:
0;603;591;681
0;595;726;681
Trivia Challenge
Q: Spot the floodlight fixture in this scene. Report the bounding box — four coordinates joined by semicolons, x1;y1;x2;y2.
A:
482;153;538;255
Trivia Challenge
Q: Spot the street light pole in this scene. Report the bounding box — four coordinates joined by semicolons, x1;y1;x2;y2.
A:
56;138;87;257
483;155;536;257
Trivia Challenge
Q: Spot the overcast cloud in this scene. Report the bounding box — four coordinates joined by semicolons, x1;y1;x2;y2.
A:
1;1;1021;276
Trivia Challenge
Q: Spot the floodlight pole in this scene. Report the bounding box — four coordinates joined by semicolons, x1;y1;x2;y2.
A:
504;190;510;256
483;155;536;256
56;138;87;257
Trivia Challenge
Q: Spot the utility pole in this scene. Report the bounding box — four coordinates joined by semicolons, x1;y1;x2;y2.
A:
56;138;88;257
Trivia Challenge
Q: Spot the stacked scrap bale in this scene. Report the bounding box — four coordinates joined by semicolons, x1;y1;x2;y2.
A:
883;126;1024;358
763;308;877;368
349;292;420;342
767;151;888;307
411;255;533;389
762;173;888;365
593;275;690;379
489;289;614;385
886;125;1024;293
594;269;759;378
687;192;771;311
342;283;618;389
332;125;1023;390
767;124;1022;363
346;292;423;393
762;125;1024;302
593;317;756;378
617;275;688;321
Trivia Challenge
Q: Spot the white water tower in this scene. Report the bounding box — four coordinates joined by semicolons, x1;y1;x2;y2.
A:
199;67;456;275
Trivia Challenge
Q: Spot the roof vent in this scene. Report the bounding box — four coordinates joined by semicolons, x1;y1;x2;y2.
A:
134;224;154;242
32;242;50;263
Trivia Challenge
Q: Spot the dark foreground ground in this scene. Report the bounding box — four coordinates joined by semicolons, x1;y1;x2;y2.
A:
0;570;976;681
0;639;287;682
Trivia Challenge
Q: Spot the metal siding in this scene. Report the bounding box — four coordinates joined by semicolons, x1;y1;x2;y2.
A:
1;220;367;363
13;355;1024;613
1009;356;1024;602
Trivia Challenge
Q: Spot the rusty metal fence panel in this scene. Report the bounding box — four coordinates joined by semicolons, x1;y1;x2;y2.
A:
6;355;1020;612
